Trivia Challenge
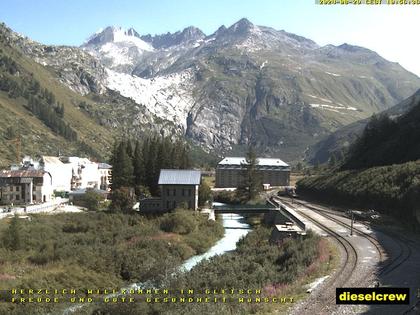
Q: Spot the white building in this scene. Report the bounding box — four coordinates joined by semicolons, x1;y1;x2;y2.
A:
39;156;105;192
98;163;112;191
66;157;101;190
41;156;73;192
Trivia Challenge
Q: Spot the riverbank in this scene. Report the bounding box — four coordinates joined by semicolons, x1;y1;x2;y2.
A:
92;226;335;315
0;210;224;315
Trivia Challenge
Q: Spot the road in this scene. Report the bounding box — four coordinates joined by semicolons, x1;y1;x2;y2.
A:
0;198;82;220
272;197;420;315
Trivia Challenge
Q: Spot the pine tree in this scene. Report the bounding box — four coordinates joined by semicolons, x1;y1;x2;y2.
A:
133;140;143;186
126;140;134;159
237;146;262;202
110;141;134;190
2;214;21;251
198;178;211;207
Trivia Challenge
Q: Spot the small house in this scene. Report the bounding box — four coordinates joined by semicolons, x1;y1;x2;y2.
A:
158;169;201;211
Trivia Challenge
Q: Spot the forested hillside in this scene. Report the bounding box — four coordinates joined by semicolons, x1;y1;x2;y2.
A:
0;25;114;166
307;89;420;165
298;161;420;227
298;97;420;227
342;96;420;169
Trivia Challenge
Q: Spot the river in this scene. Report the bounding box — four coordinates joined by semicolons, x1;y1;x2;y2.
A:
181;212;252;271
63;209;251;314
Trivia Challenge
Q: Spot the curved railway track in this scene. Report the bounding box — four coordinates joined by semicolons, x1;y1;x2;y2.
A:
271;197;358;293
289;198;412;277
277;197;419;315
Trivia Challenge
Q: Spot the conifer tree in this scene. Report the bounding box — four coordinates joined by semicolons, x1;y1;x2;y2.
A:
236;146;262;201
133;140;143;186
2;214;21;251
110;141;134;190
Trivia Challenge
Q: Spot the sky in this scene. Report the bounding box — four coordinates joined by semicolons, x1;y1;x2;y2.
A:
1;0;420;76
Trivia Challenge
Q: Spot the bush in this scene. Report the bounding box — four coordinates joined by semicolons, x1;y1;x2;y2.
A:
62;222;89;233
160;209;196;234
110;187;136;212
28;242;58;265
1;214;21;251
83;190;105;211
213;190;241;204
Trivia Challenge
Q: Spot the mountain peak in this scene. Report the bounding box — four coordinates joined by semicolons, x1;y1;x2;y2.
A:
140;26;205;49
228;18;254;33
126;27;140;38
83;26;142;46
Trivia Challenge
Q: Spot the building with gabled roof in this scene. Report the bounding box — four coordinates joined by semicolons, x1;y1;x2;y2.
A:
140;169;201;213
158;169;201;185
159;169;201;211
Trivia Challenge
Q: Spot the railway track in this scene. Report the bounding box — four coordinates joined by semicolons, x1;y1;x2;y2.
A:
278;197;419;315
288;198;412;277
271;197;358;300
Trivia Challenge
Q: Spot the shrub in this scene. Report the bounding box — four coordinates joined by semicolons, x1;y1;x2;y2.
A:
160;210;197;234
213;190;241;204
110;187;136;212
62;222;89;233
83;191;105;211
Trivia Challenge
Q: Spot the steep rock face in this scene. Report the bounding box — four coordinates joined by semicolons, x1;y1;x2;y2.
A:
10;35;108;95
141;26;205;49
5;19;420;161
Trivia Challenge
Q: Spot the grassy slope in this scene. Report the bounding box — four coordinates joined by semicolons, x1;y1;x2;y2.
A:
0;36;114;167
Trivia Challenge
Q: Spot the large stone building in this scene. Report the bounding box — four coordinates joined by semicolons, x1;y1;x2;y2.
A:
215;157;290;188
0;170;53;205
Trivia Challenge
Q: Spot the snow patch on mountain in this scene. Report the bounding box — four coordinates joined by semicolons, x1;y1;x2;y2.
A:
310;103;358;112
105;69;194;128
82;26;154;69
325;71;341;77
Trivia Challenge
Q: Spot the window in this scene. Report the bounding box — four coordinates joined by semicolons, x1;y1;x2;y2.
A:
166;189;170;196
173;189;176;196
33;195;36;201
182;189;185;196
16;186;20;192
173;201;176;209
166;201;170;209
15;194;20;201
188;189;192;196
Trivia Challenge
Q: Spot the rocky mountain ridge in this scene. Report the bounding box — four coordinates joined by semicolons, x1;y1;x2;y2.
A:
2;18;420;161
